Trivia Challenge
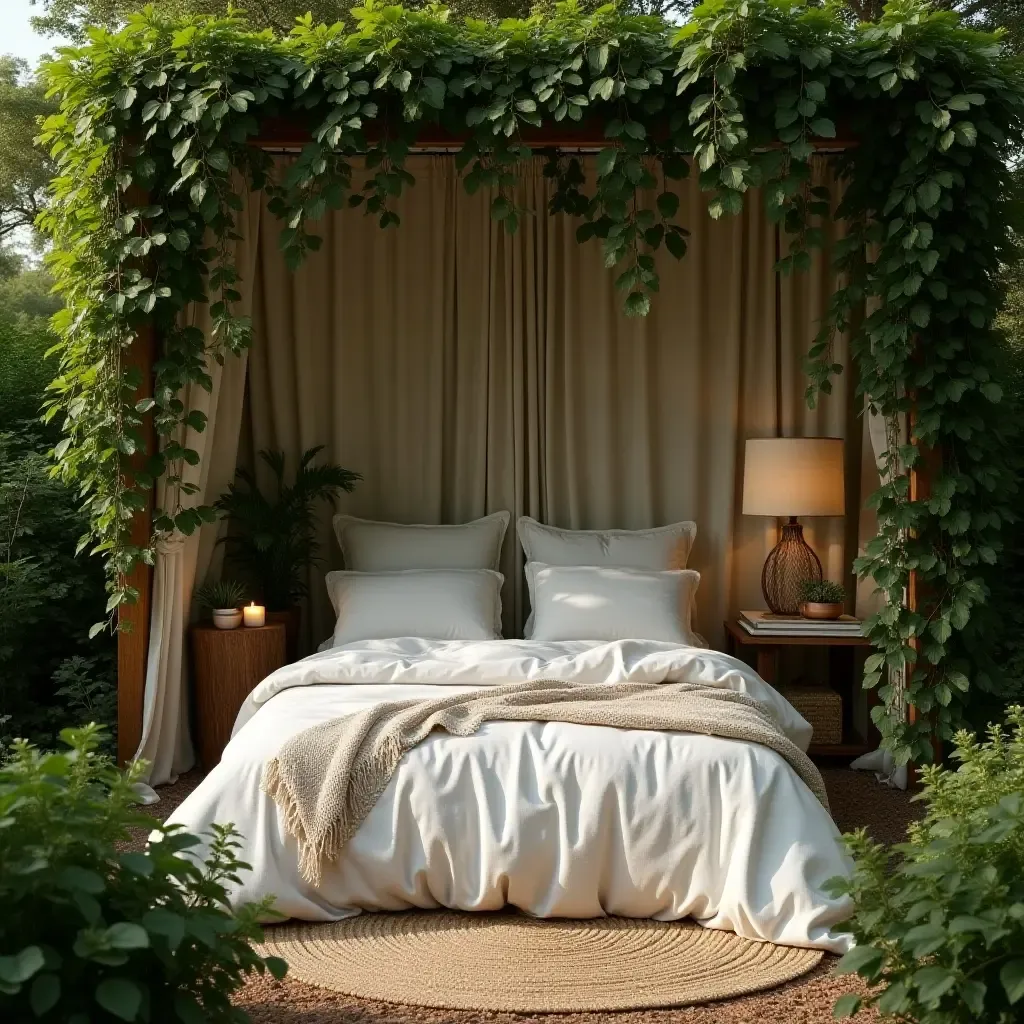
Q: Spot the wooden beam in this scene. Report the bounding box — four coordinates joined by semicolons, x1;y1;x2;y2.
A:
117;323;157;767
249;115;860;152
907;398;945;780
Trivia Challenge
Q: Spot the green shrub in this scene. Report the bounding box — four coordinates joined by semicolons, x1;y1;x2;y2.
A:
828;707;1024;1022
0;725;287;1022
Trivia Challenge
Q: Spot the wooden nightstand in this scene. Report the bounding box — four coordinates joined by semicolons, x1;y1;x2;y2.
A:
723;619;878;759
190;622;287;770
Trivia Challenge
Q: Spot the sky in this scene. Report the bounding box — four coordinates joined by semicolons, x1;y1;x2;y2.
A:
0;0;70;69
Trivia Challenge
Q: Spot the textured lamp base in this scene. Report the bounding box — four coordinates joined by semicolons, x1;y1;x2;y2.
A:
762;517;823;614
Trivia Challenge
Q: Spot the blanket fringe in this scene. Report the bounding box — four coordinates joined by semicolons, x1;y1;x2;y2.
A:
262;758;335;887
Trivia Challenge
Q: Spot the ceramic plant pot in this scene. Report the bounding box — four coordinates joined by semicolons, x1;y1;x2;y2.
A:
800;601;844;621
212;607;243;630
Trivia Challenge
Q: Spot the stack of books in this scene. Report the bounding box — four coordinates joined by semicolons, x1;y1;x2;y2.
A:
739;610;864;637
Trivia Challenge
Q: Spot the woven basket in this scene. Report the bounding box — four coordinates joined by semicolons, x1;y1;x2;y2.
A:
781;686;843;746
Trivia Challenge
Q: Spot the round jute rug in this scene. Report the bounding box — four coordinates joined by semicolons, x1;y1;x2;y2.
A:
258;911;823;1012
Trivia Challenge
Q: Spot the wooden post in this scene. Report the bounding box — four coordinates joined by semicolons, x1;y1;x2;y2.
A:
117;322;157;766
907;401;945;779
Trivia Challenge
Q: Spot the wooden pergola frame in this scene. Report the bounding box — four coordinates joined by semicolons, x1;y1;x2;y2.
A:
116;119;929;770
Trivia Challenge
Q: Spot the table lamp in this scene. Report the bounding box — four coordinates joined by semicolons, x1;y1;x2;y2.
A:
742;437;845;615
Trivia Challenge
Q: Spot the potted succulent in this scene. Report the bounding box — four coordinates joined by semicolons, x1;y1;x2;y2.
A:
215;446;360;656
195;579;248;630
799;579;846;620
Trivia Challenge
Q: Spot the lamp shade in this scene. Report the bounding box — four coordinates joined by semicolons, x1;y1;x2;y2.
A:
742;437;845;517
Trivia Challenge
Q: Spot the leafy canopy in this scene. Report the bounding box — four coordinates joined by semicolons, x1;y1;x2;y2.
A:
35;0;1024;764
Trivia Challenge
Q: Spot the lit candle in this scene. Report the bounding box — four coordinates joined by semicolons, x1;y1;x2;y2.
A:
243;602;266;628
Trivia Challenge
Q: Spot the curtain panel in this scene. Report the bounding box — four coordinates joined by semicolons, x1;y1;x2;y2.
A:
131;186;261;786
246;154;866;649
138;153;875;785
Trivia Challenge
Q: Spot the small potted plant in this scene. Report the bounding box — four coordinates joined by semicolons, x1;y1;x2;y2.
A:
195;579;248;630
799;579;846;620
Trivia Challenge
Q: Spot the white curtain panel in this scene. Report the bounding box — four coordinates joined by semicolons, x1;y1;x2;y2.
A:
132;188;261;786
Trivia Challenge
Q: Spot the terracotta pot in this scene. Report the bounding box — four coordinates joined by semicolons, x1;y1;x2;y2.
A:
212;608;243;630
800;601;844;621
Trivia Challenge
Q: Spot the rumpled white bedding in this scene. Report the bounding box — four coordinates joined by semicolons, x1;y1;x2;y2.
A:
165;638;853;952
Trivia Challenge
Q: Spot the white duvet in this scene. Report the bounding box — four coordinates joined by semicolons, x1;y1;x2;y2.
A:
166;638;853;952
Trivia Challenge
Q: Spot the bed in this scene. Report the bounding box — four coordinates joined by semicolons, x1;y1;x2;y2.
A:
165;635;854;953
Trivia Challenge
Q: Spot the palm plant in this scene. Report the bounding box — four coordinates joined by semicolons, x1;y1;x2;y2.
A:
216;447;360;611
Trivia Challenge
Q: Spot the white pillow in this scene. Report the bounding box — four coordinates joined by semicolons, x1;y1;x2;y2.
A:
518;517;698;638
526;563;701;645
325;569;504;645
517;517;697;570
333;512;509;571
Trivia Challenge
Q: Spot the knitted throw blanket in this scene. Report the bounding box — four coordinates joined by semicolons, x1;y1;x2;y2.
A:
262;679;829;886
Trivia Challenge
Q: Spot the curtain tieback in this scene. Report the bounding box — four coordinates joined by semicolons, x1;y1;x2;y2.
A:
155;529;187;558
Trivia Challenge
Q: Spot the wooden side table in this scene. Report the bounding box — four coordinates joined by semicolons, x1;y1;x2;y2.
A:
191;622;287;770
723;620;878;759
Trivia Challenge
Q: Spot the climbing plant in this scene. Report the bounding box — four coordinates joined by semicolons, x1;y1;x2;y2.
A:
38;0;1024;765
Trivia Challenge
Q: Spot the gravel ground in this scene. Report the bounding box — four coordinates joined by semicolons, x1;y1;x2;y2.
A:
146;767;917;1024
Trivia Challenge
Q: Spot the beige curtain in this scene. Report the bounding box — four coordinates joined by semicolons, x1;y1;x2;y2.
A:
133;190;261;787
242;155;866;651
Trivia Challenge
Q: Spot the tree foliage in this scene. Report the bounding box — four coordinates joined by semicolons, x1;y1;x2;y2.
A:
0;251;113;752
846;1;1023;55
0;432;115;752
34;0;1024;764
0;58;55;243
26;0;704;38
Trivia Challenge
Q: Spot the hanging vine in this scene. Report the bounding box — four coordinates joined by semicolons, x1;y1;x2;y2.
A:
38;0;1023;765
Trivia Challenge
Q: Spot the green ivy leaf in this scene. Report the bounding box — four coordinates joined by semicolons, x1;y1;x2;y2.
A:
96;978;143;1022
596;147;617;176
917;180;941;209
114;86;137;109
624;290;651;317
955;122;978;146
106;923;150;950
0;947;44;986
1001;959;1024;1005
30;973;61;1016
171;137;191;164
664;230;687;259
657;191;680;219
